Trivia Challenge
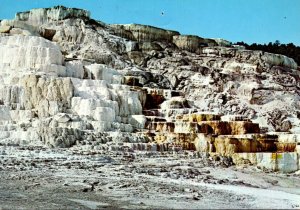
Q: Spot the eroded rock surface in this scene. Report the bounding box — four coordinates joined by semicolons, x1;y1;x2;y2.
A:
0;6;299;174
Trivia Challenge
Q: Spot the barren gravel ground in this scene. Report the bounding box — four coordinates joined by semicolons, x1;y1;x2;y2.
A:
0;145;300;209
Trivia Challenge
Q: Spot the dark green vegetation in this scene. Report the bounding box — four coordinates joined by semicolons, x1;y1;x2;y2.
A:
235;41;300;66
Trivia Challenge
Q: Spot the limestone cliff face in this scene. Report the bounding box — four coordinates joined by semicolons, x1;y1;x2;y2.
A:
172;35;216;53
111;24;180;42
15;5;90;25
0;35;64;70
0;5;299;164
0;10;146;147
145;45;299;132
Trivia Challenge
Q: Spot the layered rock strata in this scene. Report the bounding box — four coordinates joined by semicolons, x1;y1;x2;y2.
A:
0;6;299;172
0;34;146;147
137;91;299;172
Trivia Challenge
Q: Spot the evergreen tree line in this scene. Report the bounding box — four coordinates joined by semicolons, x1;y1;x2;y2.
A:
234;41;300;66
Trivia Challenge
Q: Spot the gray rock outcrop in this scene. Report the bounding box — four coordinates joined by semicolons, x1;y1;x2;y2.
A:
0;5;299;162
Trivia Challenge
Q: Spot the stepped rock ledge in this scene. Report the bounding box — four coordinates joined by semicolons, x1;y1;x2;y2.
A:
0;5;299;174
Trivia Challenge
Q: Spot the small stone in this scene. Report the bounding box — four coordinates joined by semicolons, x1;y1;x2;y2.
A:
184;188;192;193
193;195;201;200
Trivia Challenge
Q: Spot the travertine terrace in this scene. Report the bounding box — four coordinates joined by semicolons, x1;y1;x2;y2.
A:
0;6;300;209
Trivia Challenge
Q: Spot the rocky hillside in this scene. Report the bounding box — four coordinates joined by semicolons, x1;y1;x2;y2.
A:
0;6;299;172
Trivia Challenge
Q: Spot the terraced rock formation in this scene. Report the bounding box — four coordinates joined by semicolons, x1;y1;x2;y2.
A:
0;6;299;172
